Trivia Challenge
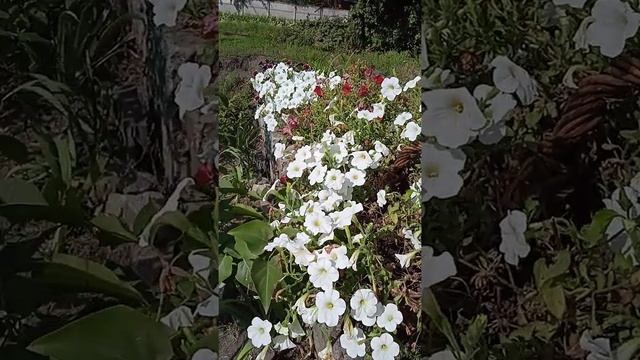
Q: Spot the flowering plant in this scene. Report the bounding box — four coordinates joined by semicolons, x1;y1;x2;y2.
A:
220;61;423;359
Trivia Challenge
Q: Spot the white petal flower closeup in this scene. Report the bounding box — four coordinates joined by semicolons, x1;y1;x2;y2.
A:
345;168;366;187
351;151;374;170
371;333;400;360
490;56;538;105
175;63;212;119
401;122;422;142
247;317;273;348
308;258;339;290
286;160;307;179
309;164;328;185
381;77;402;101
584;0;640;58
149;0;187;26
394;112;413;126
604;186;640;264
421;143;466;202
350;288;379;320
325;169;346;190
339;326;367;358
499;210;530;266
422;246;457;288
317;245;351;269
377;189;387;207
422;87;486;148
395;251;419;268
580;331;613;360
473;84;517;145
194;294;218;317
274;143;286;160
304;210;333;235
273;335;296;351
403;76;422;91
376;304;403;332
161;306;194;330
315;289;347;327
188;251;211;280
374;141;390;156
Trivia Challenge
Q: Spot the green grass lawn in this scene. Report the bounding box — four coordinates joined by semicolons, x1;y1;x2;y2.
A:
219;14;419;79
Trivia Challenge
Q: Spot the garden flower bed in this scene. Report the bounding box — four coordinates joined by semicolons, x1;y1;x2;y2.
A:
218;60;423;359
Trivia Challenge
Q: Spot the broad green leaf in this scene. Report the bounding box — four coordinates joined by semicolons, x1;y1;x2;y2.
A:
235;260;254;290
133;200;159;235
541;285;565;319
230;204;266;220
581;209;619;247
423;289;461;352
53;136;72;186
545;250;571;281
91;215;137;243
28;305;173;360
34;253;144;303
251;257;283;314
228;220;273;260
0;135;29;163
0;179;47;206
219;255;233;283
616;337;640;360
462;314;487;352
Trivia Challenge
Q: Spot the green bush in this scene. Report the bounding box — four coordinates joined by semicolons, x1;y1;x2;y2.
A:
349;0;420;53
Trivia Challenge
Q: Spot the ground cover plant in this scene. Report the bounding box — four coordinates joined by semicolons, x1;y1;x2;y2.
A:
421;0;640;359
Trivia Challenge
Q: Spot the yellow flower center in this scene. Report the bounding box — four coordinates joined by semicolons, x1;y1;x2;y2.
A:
451;99;464;114
424;164;439;178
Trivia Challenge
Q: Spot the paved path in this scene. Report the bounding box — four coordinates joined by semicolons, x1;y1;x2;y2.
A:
219;0;349;20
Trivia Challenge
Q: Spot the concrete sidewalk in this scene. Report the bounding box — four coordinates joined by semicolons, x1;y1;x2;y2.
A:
219;1;349;20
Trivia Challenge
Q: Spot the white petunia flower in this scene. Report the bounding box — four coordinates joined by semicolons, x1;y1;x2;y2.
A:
490;56;538;105
421;143;466;202
499;210;530;266
604;186;640;264
161;306;194;330
553;0;587;8
584;0;640;58
473;84;517;145
287;160;307;178
247;317;272;348
371;333;400;360
264;233;291;252
325;169;346;190
395;251;419;268
188;251;211;280
394;112;413;126
403;229;421;250
381;77;402;101
374;141;390;156
309;165;328;185
403;76;422;91
350;289;379;320
339;327;367;358
304;210;333;235
263;114;277;132
194;294;218;317
149;0;187;26
422;88;486;147
273;335;296;351
345;168;366;186
377;190;387;207
315;289;346;327
175;63;212;119
317;245;351;269
191;348;217;360
274;143;286;160
428;350;457;360
376;304;403;332
401;121;422;142
422;246;457;288
308;258;339;290
351;151;374;170
580;331;613;360
372;102;386;119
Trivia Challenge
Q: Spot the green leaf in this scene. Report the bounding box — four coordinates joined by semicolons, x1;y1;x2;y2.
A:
545;250;571;280
251;257;283;314
616;337;640;360
53;135;72;186
581;209;619;247
133;200;159;235
423;289;461;352
28;305;173;360
34;253;144;303
235;260;254;290
541;285;565;319
0;179;47;206
0;135;29;163
229;204;266;220
219;255;233;283
228;220;273;260
91;215;137;243
462;314;487;352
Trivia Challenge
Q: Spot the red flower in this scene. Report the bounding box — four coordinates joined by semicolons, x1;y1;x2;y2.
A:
364;66;376;78
201;12;218;39
279;175;288;184
342;81;352;96
194;163;214;186
358;84;369;97
374;74;384;86
314;86;324;97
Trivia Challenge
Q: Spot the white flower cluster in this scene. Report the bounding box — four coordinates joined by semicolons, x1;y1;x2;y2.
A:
251;63;326;132
246;63;424;359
